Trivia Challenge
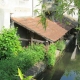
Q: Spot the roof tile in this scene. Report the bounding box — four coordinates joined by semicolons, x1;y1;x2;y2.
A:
11;17;70;42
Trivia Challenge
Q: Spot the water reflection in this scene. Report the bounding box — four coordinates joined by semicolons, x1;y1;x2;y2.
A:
61;71;77;80
36;52;80;80
36;38;80;80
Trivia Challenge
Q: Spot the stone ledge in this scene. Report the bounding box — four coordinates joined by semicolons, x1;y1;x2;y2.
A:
25;61;46;77
25;50;62;78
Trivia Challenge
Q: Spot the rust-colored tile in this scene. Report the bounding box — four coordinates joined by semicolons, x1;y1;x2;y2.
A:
11;17;73;42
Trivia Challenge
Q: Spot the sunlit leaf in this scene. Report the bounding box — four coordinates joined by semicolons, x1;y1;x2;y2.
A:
23;76;33;80
18;68;23;80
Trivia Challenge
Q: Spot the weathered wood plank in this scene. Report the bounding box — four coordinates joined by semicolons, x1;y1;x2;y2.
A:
32;39;45;43
19;38;45;43
19;38;30;41
31;33;34;44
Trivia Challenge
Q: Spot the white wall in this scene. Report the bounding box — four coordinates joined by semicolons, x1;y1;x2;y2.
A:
63;1;78;21
0;0;42;30
0;8;10;31
33;0;42;17
0;0;41;17
0;9;4;30
0;0;42;17
10;0;33;17
3;9;10;29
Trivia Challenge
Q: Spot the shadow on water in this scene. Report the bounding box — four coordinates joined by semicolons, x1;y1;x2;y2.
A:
36;38;80;80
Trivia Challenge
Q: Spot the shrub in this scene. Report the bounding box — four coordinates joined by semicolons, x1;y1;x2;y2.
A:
0;43;45;80
19;44;45;69
0;58;19;80
55;40;65;51
0;28;22;59
46;43;57;66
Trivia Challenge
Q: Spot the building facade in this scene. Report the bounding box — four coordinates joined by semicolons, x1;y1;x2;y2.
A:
0;0;41;30
0;0;78;30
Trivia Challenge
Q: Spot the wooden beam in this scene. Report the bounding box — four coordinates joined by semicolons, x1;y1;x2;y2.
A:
11;19;53;42
45;41;49;53
31;33;34;45
32;39;45;43
19;38;45;43
19;38;30;41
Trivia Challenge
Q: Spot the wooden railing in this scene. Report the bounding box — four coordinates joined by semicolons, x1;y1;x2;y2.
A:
19;38;45;44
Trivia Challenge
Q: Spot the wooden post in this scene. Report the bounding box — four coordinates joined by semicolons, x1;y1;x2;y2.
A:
45;41;49;53
50;41;53;44
31;32;34;45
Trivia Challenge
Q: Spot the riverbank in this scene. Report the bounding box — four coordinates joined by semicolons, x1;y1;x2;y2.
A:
25;49;64;79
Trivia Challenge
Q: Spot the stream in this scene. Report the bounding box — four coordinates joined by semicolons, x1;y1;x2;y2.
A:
36;38;80;80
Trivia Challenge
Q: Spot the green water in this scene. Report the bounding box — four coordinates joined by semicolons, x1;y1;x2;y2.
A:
36;51;80;80
60;52;80;80
36;37;80;80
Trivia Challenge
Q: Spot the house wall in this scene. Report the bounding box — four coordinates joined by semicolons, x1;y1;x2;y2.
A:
63;1;78;22
33;0;42;17
0;9;4;30
0;8;10;31
14;23;30;46
0;0;41;30
14;23;45;47
0;0;33;17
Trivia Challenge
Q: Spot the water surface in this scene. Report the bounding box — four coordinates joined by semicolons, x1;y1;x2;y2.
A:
36;39;80;80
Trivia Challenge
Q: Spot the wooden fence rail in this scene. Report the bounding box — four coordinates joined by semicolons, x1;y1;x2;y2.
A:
19;38;45;44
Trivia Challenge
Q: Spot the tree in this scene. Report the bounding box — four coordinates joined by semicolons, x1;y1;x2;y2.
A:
35;0;79;29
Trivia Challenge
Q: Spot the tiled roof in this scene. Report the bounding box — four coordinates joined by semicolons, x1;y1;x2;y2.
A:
11;17;69;42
